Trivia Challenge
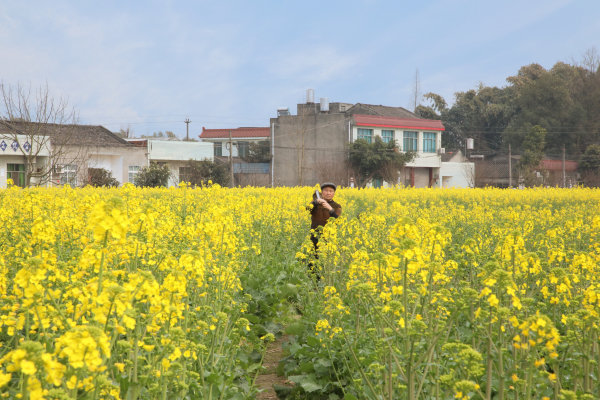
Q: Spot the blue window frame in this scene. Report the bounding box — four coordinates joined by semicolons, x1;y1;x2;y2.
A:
381;129;394;144
423;132;436;153
403;131;418;151
357;128;373;143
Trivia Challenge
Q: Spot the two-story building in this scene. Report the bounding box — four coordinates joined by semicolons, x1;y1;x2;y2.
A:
270;96;473;188
350;114;445;187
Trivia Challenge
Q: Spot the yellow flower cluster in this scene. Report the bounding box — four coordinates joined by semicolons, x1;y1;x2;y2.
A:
3;185;600;398
304;187;600;398
0;184;292;399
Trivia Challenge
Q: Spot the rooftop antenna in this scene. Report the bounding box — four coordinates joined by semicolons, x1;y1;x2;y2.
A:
184;118;191;141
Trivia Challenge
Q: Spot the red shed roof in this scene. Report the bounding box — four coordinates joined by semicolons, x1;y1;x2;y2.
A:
353;114;444;131
541;159;578;172
200;127;270;139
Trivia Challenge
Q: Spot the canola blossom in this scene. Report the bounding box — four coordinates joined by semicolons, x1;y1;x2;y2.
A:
1;185;600;399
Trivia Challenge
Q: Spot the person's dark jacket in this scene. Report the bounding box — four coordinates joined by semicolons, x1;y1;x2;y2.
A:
309;195;342;230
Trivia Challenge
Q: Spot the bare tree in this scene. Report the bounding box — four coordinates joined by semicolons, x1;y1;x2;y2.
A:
314;158;349;186
0;82;80;187
579;47;600;73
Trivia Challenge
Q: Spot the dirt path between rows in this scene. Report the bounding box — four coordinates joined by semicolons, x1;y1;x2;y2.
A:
255;334;294;399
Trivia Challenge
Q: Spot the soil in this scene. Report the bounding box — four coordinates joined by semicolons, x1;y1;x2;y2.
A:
255;334;294;399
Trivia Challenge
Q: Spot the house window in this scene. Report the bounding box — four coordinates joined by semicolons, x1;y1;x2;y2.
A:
381;130;395;144
237;141;249;158
403;131;418;152
214;142;223;157
7;163;26;187
179;166;193;184
423;132;437;153
373;178;383;188
128;165;141;183
357;128;373;143
60;164;77;186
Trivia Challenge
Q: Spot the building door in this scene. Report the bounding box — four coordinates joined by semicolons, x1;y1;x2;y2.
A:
7;163;26;187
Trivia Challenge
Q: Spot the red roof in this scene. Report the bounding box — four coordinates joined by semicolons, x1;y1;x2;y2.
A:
541;159;578;172
200;127;270;139
353;114;444;131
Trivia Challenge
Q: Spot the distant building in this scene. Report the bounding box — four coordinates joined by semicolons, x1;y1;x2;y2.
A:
0;121;146;188
126;139;213;187
470;154;578;188
270;95;471;188
199;127;271;186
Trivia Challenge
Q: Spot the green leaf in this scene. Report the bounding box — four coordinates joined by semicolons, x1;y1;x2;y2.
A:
314;358;332;375
300;380;322;393
299;361;314;373
288;374;322;393
306;336;321;347
285;322;305;335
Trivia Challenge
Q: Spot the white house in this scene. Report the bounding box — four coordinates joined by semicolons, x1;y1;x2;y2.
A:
1;121;147;188
126;139;213;187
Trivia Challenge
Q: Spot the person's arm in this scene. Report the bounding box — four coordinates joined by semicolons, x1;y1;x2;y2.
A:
329;205;341;218
319;200;341;218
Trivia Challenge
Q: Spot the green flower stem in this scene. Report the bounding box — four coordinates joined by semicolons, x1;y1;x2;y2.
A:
342;329;378;399
486;321;493;400
97;231;109;296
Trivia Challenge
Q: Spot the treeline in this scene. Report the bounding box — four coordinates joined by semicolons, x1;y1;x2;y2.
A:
417;49;600;157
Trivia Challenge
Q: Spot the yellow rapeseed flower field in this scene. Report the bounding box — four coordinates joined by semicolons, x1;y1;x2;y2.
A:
1;185;600;399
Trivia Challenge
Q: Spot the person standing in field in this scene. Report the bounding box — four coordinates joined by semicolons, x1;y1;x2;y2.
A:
308;182;342;278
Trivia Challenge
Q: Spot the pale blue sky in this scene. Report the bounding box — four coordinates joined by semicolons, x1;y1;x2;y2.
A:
1;0;598;138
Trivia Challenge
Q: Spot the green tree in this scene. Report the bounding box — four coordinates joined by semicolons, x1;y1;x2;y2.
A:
348;137;415;187
415;92;447;120
87;168;119;187
134;163;170;187
443;85;514;152
518;125;546;186
579;144;600;187
504;63;583;153
178;159;230;187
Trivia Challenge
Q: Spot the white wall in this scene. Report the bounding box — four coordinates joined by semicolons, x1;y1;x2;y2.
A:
149;140;213;161
440;162;475;188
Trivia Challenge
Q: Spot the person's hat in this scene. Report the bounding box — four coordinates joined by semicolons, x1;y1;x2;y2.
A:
320;182;337;191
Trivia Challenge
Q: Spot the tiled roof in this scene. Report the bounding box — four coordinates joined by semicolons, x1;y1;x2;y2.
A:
346;103;417;118
0;120;132;147
200;127;270;139
353;114;444;131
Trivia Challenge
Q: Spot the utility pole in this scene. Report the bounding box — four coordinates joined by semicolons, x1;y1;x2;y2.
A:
184;118;191;141
228;130;234;187
562;144;566;188
508;143;512;188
